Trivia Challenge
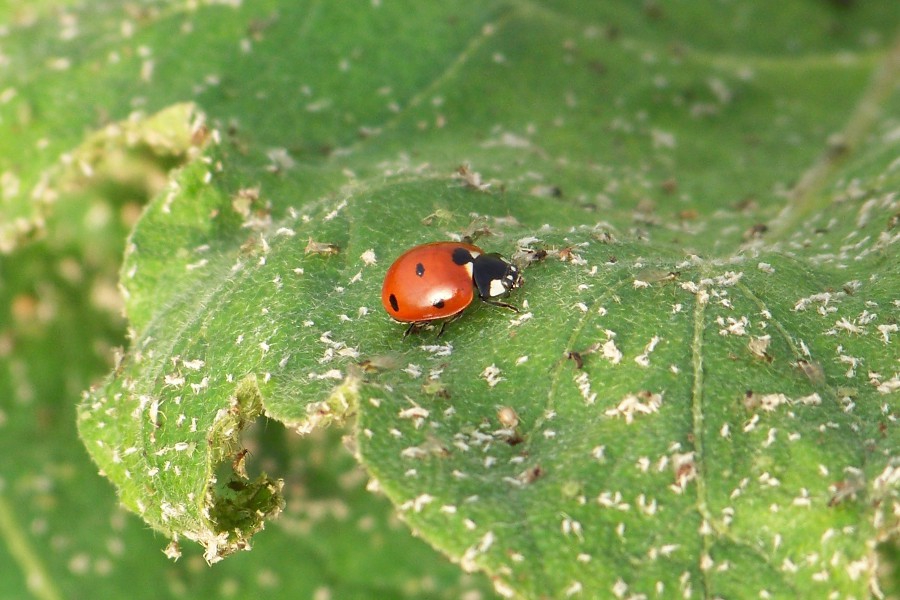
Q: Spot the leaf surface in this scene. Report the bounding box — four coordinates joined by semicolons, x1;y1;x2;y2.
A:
1;0;898;597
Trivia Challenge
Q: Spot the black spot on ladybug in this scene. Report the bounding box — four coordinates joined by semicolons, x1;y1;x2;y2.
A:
433;299;445;309
451;247;473;266
389;294;399;312
415;262;425;277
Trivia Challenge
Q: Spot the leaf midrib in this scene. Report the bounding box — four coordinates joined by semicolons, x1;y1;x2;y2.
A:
767;30;900;241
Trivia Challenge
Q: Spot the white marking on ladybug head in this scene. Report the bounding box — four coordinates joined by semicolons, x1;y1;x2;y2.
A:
506;266;521;288
488;278;506;297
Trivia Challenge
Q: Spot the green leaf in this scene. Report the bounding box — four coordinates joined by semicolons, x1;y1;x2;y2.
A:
3;0;899;597
1;2;492;596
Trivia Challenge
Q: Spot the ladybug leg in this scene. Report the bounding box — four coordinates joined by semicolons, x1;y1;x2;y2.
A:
436;312;464;338
482;298;520;313
404;321;424;337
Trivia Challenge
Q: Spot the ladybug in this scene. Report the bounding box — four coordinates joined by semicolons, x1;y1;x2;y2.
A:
381;241;523;336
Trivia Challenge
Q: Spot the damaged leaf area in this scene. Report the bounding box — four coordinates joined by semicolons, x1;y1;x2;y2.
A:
5;0;892;595
73;110;290;564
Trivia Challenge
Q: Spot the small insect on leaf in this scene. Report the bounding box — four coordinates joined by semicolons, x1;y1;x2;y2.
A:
381;241;523;337
305;238;340;255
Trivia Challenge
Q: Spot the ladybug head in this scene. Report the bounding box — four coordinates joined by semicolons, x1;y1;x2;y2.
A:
502;263;523;292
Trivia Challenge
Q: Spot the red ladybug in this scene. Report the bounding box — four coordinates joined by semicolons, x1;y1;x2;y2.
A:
381;241;523;336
